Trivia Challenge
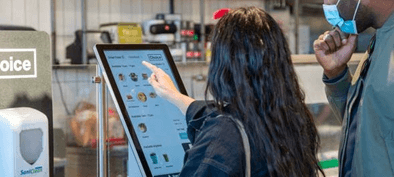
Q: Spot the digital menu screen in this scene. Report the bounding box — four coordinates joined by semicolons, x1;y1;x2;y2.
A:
103;49;191;177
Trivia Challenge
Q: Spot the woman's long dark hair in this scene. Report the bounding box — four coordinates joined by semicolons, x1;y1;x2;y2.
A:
205;6;324;177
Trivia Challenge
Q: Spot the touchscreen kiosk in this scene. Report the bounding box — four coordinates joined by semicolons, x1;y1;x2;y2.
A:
94;44;191;177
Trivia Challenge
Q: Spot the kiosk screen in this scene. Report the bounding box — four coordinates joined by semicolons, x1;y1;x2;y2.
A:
95;44;191;177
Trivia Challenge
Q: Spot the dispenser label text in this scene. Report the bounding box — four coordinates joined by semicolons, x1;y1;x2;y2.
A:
0;49;36;79
20;166;43;175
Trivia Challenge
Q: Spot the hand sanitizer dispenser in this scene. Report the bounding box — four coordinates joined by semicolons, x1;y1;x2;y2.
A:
0;107;49;177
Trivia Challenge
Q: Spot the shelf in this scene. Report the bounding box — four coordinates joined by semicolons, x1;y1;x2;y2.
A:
53;64;97;69
291;53;364;65
175;60;209;67
52;53;366;69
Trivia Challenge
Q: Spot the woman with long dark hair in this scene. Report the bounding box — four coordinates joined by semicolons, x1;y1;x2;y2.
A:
143;6;324;177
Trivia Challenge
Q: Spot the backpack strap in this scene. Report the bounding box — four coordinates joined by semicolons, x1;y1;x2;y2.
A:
217;115;251;177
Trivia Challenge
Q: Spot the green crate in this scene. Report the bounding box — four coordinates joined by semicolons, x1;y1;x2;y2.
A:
319;159;339;169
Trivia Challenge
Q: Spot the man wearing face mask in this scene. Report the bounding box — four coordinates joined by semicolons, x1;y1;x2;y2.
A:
313;0;394;176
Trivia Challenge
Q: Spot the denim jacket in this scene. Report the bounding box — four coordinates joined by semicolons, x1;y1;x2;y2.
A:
179;101;268;177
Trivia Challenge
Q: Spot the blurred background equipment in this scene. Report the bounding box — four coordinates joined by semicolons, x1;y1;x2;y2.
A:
66;30;112;64
142;13;184;61
141;19;176;44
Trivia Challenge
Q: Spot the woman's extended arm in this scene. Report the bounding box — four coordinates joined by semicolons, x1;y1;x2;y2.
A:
142;61;195;115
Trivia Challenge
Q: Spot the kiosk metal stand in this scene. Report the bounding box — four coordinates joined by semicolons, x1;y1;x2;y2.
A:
93;66;143;177
93;66;108;177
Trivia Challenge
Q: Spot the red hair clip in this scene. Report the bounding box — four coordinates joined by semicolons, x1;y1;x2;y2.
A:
212;8;231;20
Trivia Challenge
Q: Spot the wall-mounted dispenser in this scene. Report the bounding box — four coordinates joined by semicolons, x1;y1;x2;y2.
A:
0;107;49;177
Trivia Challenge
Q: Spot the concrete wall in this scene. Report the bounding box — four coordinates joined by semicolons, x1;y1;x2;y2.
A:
0;0;51;34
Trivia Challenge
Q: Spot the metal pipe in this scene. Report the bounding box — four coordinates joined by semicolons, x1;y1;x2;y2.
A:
200;0;205;61
49;2;56;174
96;67;108;177
170;0;174;14
51;0;56;64
295;0;299;54
81;0;87;64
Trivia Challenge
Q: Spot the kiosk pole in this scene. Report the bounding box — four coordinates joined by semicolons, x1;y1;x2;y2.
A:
95;66;108;177
200;0;205;61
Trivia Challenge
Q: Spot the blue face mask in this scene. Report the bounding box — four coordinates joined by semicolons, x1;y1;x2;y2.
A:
323;0;361;34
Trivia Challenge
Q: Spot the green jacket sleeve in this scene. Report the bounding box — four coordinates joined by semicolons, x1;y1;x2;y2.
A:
323;67;352;122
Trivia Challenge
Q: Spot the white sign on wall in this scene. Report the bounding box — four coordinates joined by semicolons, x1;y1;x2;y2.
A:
0;48;37;79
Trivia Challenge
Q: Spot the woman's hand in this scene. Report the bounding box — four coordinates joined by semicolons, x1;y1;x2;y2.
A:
142;61;195;115
142;61;179;100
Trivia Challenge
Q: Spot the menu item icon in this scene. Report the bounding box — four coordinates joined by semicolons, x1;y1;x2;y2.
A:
138;123;147;133
163;154;169;162
126;94;133;100
118;73;125;81
150;153;158;164
182;143;192;152
137;92;147;102
129;73;138;82
142;73;149;80
179;132;188;140
149;92;157;98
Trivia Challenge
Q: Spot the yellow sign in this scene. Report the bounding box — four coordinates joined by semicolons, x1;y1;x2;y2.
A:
118;23;142;44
